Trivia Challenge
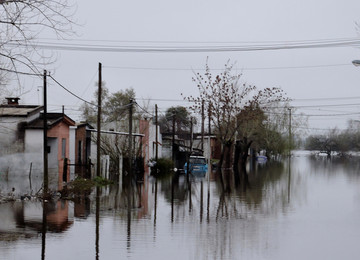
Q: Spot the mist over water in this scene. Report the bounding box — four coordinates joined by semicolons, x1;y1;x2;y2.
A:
1;151;360;260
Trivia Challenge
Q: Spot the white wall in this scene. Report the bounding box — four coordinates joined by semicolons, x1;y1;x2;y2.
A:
24;129;43;154
148;123;162;159
0;117;23;155
69;126;76;177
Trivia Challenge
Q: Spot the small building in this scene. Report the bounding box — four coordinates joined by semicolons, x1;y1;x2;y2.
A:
0;97;76;191
75;123;94;178
139;118;162;174
0;97;43;155
25;113;76;189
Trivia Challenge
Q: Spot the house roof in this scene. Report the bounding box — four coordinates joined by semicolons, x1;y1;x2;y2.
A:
76;122;95;129
26;113;76;129
0;105;43;117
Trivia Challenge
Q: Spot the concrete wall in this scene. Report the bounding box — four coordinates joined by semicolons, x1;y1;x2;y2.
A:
0;117;24;155
24;129;43;154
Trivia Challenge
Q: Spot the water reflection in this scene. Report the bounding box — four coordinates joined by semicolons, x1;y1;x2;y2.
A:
3;153;360;259
308;153;360;179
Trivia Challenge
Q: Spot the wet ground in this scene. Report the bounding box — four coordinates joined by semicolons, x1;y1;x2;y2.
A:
1;151;360;260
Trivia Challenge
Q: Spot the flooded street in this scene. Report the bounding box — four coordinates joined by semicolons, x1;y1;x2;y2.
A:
1;151;360;260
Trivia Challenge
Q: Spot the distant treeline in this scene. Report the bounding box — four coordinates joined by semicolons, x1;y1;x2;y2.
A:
305;121;360;155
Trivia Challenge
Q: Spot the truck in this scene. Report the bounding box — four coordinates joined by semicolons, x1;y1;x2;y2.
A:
184;155;208;177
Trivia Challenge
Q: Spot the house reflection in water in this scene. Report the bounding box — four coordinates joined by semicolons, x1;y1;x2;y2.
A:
10;200;74;234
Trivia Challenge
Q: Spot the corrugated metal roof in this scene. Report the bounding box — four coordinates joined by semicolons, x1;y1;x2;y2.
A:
0;105;42;116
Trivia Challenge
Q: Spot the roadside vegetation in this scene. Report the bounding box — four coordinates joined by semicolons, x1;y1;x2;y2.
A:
183;60;307;171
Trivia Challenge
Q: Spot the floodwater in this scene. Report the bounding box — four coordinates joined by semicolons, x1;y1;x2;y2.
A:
1;151;360;260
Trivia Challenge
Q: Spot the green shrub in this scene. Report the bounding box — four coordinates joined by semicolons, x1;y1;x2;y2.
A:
151;158;174;176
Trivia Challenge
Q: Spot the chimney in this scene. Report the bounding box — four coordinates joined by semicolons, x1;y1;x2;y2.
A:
5;97;20;106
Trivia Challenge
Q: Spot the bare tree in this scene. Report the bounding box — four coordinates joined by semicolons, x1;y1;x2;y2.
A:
184;60;255;169
184;60;292;170
0;0;76;82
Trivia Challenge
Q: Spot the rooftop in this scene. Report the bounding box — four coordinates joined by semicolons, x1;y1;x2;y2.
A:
0;105;43;117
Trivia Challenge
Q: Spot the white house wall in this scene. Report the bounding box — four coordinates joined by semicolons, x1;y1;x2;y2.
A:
0;117;23;155
148;123;162;160
25;129;43;155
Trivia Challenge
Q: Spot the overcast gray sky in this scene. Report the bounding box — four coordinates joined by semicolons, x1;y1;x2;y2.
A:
14;0;360;134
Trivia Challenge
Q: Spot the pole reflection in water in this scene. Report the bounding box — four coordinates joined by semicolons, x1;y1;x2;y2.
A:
6;152;360;259
127;179;132;250
171;176;174;223
288;155;291;203
95;186;100;260
200;181;203;223
207;166;211;223
207;182;210;223
153;179;158;236
41;201;47;260
188;180;192;213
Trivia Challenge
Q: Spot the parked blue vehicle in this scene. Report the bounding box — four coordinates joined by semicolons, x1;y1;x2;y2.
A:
184;156;208;176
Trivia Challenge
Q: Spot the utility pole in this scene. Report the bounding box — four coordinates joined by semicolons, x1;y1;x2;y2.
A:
208;109;211;136
97;63;102;177
288;107;292;157
172;114;175;161
201;100;205;152
43;70;48;195
190;117;193;154
128;99;133;175
207;109;212;182
155;104;158;162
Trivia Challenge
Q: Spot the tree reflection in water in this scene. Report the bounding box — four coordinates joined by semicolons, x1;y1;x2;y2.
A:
0;158;301;260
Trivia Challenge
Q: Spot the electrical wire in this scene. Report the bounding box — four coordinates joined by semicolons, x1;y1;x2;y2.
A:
34;36;360;44
6;37;360;53
134;102;155;117
48;75;98;107
104;63;351;71
0;67;41;77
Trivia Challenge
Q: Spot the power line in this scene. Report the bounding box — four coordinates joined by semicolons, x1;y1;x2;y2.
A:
0;67;41;77
35;36;360;44
135;97;193;102
104;63;351;71
134;102;154;117
291;95;360;102
48;75;98;107
294;103;360;108
6;37;360;53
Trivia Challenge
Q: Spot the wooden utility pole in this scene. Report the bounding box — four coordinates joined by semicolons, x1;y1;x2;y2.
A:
288;107;292;157
97;63;102;177
208;110;211;136
128;99;133;175
172;114;175;161
201;100;205;152
155;104;158;162
190;117;193;154
43;70;48;194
